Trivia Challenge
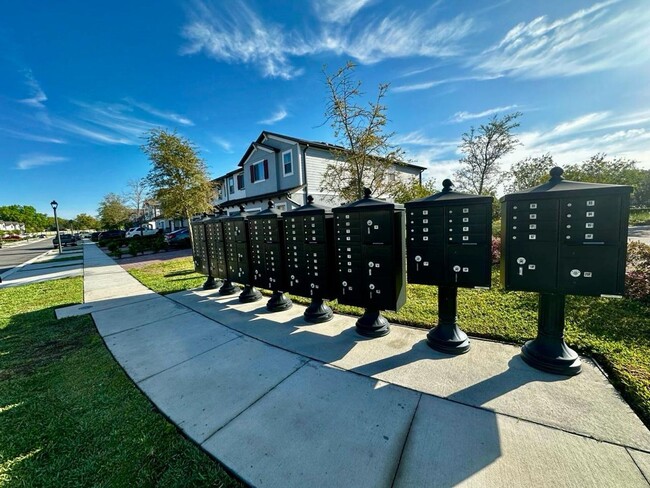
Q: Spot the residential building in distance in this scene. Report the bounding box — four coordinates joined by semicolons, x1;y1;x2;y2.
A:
213;131;425;214
0;221;26;233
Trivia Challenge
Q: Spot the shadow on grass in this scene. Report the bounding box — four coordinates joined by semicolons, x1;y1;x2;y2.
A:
164;270;196;278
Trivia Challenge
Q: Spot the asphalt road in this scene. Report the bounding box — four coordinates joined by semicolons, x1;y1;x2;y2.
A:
0;239;53;275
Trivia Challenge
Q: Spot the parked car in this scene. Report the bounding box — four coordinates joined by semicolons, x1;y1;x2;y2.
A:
165;228;191;248
1;234;22;241
39;234;47;238
53;234;77;248
90;232;100;242
97;230;126;240
125;226;160;238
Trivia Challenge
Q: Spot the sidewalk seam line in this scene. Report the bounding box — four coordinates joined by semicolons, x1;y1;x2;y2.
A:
390;393;422;488
100;310;193;337
200;359;311;446
134;335;242;384
626;447;650;485
73;294;159;316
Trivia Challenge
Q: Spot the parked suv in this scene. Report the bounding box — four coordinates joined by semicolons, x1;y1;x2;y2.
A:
97;230;126;240
53;233;77;248
125;226;160;238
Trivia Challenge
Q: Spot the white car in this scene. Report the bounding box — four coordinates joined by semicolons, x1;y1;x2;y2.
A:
125;226;160;238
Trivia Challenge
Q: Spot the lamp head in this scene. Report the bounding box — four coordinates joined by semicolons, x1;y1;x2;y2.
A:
50;200;58;210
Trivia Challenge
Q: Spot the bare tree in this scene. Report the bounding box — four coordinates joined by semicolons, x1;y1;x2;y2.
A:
123;178;149;222
320;61;405;202
454;112;522;195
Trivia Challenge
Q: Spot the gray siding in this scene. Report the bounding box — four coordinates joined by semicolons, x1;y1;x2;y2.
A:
242;147;279;197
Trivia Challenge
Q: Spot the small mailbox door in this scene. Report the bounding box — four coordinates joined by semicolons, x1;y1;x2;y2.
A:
506;242;558;292
363;245;395;307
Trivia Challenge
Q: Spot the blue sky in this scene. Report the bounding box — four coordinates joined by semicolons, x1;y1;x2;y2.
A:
1;0;649;219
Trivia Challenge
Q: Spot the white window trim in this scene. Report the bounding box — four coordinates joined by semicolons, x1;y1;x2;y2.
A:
252;159;267;184
282;149;294;177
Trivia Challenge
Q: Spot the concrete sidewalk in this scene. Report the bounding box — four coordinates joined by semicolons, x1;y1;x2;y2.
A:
57;243;650;487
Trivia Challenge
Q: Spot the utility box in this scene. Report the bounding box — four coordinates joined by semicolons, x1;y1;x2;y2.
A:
247;201;292;311
204;214;228;281
190;216;209;276
332;188;406;337
282;195;336;322
405;180;492;289
501;167;632;297
222;207;262;302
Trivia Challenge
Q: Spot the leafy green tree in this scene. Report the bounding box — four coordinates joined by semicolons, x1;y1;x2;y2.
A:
390;177;437;204
504;153;555;193
97;193;131;229
73;213;100;230
0;205;49;232
454;112;522;195
320;61;406;202
142;129;214;242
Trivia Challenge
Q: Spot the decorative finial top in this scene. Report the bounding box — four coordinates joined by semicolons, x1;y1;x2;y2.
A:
363;187;371;198
307;195;314;204
268;200;274;209
550;166;564;181
442;179;453;192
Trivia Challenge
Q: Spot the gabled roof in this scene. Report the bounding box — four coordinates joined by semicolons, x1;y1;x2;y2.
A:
217;184;305;209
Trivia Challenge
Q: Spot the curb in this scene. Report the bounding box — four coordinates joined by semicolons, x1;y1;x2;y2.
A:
0;248;57;283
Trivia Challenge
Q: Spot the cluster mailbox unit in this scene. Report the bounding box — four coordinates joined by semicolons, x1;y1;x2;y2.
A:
405;179;492;354
332;188;407;337
204;211;238;295
222;206;263;303
248;201;293;312
282;195;336;323
501;167;632;375
190;215;217;290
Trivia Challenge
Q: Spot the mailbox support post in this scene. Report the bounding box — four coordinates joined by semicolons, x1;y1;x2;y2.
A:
304;298;334;323
427;286;470;354
239;284;262;303
521;293;581;375
203;274;218;290
356;308;390;337
219;279;239;296
266;291;292;312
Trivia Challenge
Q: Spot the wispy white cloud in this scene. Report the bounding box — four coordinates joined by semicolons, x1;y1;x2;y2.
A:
393;74;502;93
16;154;67;170
125;98;194;126
0;128;66;144
312;0;374;24
18;70;47;108
212;136;233;152
547;111;609;136
449;104;519;123
181;1;474;79
473;1;650;79
258;107;288;125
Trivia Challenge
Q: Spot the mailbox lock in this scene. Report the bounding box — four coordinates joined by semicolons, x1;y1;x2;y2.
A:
570;269;581;278
342;281;348;287
367;220;373;226
368;261;375;268
415;256;422;262
453;265;461;272
369;284;375;290
516;257;526;265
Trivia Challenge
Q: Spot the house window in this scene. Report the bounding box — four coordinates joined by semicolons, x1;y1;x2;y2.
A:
250;160;269;183
282;150;293;176
236;173;245;190
228;177;235;194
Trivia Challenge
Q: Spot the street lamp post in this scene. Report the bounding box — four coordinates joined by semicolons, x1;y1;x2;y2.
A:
51;200;62;254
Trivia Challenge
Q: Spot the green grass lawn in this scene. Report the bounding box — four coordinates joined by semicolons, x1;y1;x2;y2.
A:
0;277;241;487
630;209;650;226
129;256;650;430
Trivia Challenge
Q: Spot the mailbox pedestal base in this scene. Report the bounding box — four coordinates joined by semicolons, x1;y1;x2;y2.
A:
356;308;390;337
304;298;334;323
521;293;582;376
427;286;470;355
202;275;218;290
219;279;239;296
239;285;262;303
266;291;292;312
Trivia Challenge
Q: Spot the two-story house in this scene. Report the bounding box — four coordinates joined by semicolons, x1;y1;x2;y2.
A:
213;131;425;213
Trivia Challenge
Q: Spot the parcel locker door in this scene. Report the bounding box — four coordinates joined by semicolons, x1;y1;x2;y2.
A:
406;244;444;285
447;244;491;288
336;244;362;305
558;245;622;296
362;210;393;244
250;242;266;287
305;243;327;295
363;245;395;308
265;243;282;289
235;242;250;282
505;242;558;293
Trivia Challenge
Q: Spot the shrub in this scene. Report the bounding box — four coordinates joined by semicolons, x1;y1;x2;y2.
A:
626;241;650;302
491;236;501;264
111;248;123;259
107;241;120;253
151;236;167;253
128;240;141;257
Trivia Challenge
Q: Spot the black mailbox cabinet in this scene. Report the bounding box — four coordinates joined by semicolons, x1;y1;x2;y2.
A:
190;216;217;290
222;207;263;303
204;212;238;295
332;188;407;337
282;195;336;323
405;179;492;354
500;167;632;375
247;201;292;312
